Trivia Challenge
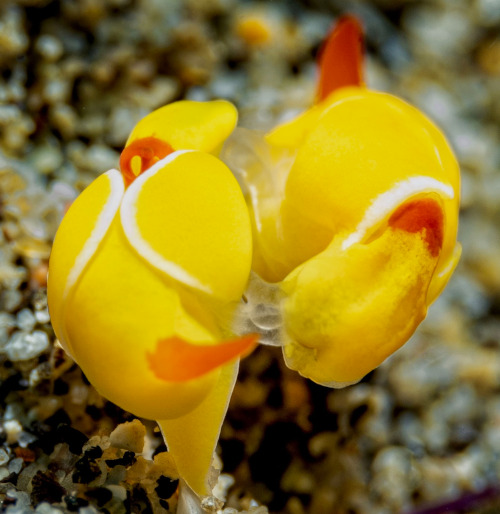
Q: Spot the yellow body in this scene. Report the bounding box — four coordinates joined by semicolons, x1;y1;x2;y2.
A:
48;71;460;499
48;101;252;496
246;87;460;385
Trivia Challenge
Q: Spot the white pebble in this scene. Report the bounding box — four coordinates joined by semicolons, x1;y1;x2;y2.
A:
34;308;50;324
35;503;64;514
0;312;15;329
106;485;127;501
29;144;63;175
5;490;31;514
0;327;9;346
79;507;100;514
3;419;23;444
2;290;23;312
16;309;36;332
4;403;24;421
109;419;146;453
70;383;89;405
35;34;64;61
475;0;500;25
0;448;9;465
8;457;23;474
17;431;36;448
5;330;50;361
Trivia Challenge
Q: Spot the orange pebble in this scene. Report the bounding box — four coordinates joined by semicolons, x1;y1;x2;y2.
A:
236;16;273;47
31;261;48;288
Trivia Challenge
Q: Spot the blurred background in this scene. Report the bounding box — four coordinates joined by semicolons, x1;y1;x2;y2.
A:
0;0;500;513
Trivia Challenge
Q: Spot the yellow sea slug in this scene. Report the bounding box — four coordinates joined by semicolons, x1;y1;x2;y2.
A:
47;100;256;500
226;16;461;387
47;16;461;510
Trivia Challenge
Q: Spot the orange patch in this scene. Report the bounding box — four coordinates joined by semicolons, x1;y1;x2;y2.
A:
14;447;36;462
147;334;258;382
388;197;444;257
317;16;364;102
120;137;174;186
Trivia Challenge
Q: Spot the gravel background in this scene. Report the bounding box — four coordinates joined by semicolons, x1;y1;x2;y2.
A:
0;0;500;513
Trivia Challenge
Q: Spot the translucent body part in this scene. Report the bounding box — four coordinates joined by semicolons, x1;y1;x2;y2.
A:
48;150;254;498
222;108;460;387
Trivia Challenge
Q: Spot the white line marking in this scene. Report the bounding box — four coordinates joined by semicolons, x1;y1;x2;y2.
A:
64;169;124;298
341;176;454;250
120;150;213;294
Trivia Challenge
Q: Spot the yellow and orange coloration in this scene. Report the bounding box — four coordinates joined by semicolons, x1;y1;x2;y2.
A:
119;136;174;186
230;16;460;386
48;15;461;511
47;100;257;500
316;16;364;100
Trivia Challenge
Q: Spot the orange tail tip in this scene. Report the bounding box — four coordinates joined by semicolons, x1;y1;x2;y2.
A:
317;15;364;102
120;137;174;186
147;334;259;382
388;197;444;257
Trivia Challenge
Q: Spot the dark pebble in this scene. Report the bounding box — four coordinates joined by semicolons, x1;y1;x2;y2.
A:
258;355;281;381
85;487;113;507
0;472;19;485
227;407;261;431
85;405;102;421
104;401;135;423
126;485;153;514
349;404;369;428
152;444;167;458
307;382;339;433
57;424;88;454
52;378;70;395
249;422;304;486
28;421;56;454
51;347;70;372
219;438;245;473
84;446;104;460
64;495;89;511
31;470;66;505
248;421;307;511
2;494;17;507
155;475;179;499
73;455;101;484
267;385;284;409
29;431;58;455
105;450;136;468
0;373;29;404
44;408;71;428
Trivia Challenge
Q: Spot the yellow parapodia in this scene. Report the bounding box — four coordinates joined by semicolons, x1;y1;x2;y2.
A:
48;17;462;506
243;18;460;387
48;100;255;497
